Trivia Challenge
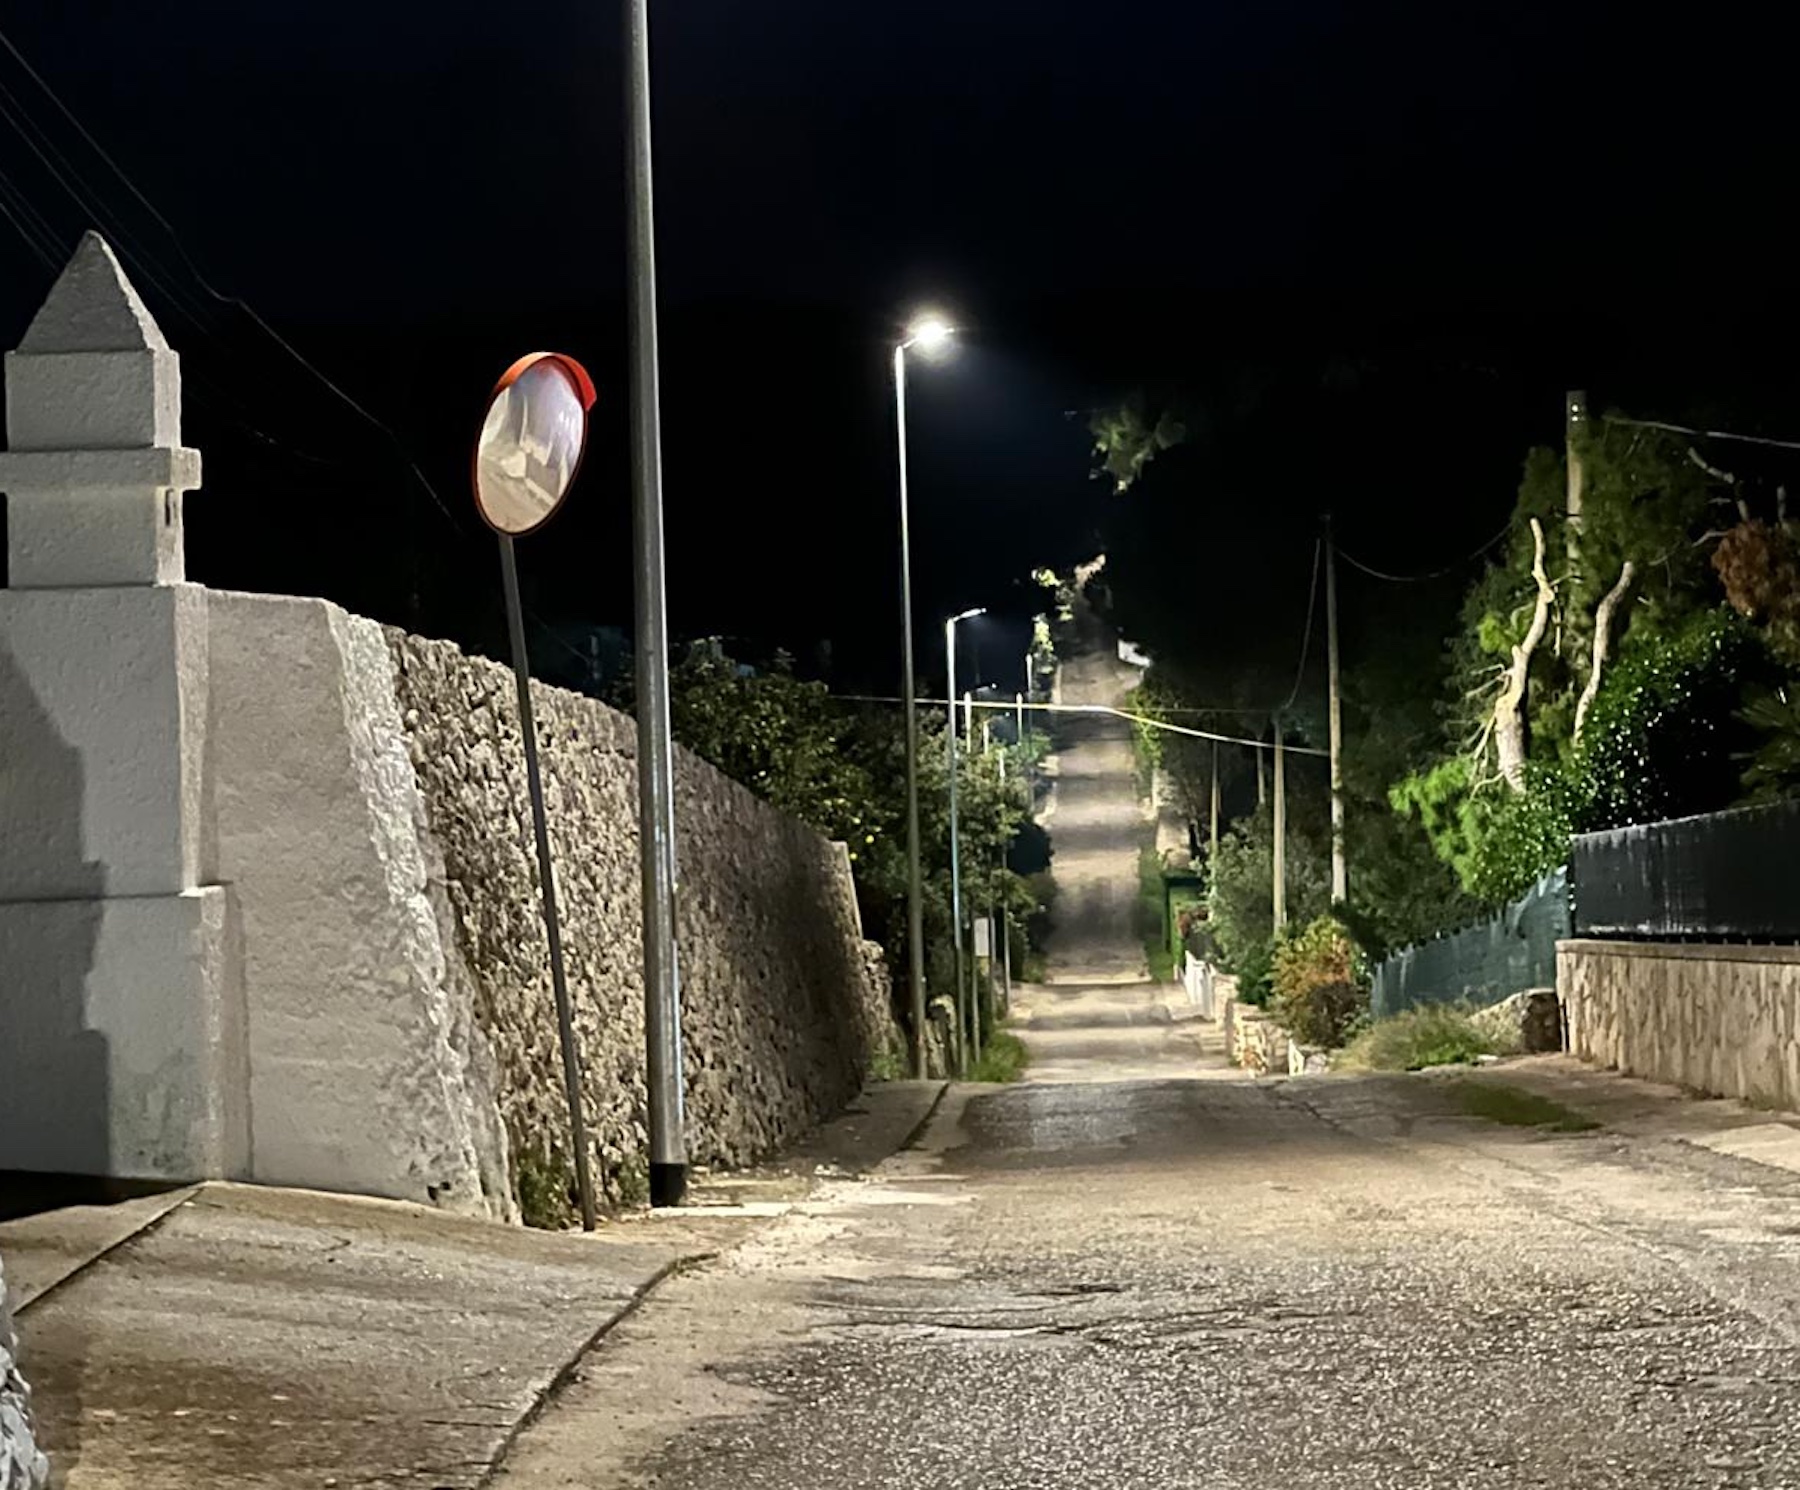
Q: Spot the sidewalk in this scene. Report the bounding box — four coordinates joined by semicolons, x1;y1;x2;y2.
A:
1469;1052;1800;1177
3;1082;944;1490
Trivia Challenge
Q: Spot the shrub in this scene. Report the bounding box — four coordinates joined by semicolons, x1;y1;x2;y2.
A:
1233;939;1275;1006
1574;609;1775;831
1270;917;1368;1048
969;1030;1030;1083
1339;1005;1497;1071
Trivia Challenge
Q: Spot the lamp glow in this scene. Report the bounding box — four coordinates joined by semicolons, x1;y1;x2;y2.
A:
906;317;956;351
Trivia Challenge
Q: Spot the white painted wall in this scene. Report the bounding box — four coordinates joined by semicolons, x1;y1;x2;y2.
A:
205;591;512;1218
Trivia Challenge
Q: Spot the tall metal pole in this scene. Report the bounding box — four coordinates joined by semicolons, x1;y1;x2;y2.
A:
962;689;982;1059
499;536;597;1231
1272;719;1287;936
893;346;930;1080
625;0;685;1208
1325;516;1347;905
946;618;968;1073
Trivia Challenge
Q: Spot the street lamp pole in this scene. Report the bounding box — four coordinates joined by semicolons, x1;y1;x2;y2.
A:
624;0;685;1205
946;606;984;1070
893;318;953;1080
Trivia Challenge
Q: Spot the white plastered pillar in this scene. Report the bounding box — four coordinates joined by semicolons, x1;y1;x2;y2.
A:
0;232;246;1181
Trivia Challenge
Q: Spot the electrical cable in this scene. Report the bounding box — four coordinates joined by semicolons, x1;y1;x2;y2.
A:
0;23;473;543
835;694;1330;756
1603;413;1800;453
0;30;610;677
1274;538;1321;715
1336;518;1515;583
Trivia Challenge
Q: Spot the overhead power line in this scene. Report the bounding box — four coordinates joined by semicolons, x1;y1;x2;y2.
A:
0;26;613;677
1603;413;1800;453
1276;538;1322;714
1337;518;1515;584
838;695;1328;757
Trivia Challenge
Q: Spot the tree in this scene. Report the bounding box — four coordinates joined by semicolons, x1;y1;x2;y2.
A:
663;644;1045;1023
1207;796;1331;1000
1089;397;1185;493
1395;416;1775;907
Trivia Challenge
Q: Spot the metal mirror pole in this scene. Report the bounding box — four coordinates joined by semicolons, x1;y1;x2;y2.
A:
499;534;597;1231
626;0;687;1207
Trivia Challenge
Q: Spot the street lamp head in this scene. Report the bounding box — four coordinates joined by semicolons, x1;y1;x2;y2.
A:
904;315;956;354
950;606;986;624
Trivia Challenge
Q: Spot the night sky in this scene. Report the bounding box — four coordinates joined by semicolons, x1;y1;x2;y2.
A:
4;3;1800;696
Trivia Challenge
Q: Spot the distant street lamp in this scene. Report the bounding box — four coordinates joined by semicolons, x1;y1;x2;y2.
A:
893;315;956;1079
946;605;985;1069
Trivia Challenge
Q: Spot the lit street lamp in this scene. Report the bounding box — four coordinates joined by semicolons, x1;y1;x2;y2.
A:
893;314;955;1079
946;605;985;1069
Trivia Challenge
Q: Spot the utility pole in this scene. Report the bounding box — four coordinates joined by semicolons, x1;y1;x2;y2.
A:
1209;741;1220;864
1566;390;1587;662
996;751;1012;1016
625;0;685;1207
1272;719;1287;936
1325;515;1346;905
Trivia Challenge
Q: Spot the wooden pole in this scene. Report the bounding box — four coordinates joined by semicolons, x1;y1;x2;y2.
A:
1209;740;1220;864
1272;717;1287;937
1326;515;1346;905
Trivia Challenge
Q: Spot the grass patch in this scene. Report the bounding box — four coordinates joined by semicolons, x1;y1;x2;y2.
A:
1339;1004;1497;1072
516;1145;577;1229
868;1040;906;1082
1137;846;1177;982
969;1029;1030;1083
1454;1082;1599;1133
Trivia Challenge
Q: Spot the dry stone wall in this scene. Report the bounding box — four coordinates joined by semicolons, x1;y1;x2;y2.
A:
387;631;898;1215
1;1256;48;1490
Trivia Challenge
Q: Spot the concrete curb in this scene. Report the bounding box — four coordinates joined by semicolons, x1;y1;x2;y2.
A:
479;1251;707;1487
5;1186;197;1315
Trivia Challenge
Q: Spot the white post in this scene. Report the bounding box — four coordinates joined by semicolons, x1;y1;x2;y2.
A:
1326;517;1346;905
0;233;245;1181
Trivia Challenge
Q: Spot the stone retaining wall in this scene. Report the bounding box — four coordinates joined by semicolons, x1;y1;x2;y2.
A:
1;1256;48;1490
388;630;899;1216
1561;940;1800;1109
1223;1000;1294;1075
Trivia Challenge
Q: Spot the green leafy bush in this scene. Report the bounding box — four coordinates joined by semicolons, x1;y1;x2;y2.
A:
1574;609;1775;830
1339;1005;1497;1071
969;1030;1030;1083
1233;939;1275;1007
1743;686;1800;800
1207;799;1330;997
1270;917;1367;1048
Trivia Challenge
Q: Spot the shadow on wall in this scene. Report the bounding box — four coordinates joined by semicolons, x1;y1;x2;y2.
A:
0;643;109;1204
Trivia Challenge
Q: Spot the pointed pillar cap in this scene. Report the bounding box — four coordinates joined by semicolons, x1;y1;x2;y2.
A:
17;231;170;355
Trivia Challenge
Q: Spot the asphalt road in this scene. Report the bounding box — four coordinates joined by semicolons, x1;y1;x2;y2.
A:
496;646;1800;1488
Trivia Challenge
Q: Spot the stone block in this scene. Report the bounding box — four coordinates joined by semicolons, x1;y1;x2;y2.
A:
4;348;181;453
1471;987;1563;1055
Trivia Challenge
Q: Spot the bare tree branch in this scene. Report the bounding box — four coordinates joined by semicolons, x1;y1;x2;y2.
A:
1687;445;1739;486
1573;560;1636;745
1493;517;1553;792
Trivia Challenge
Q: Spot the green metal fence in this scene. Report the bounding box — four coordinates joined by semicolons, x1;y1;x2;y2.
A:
1371;868;1570;1019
